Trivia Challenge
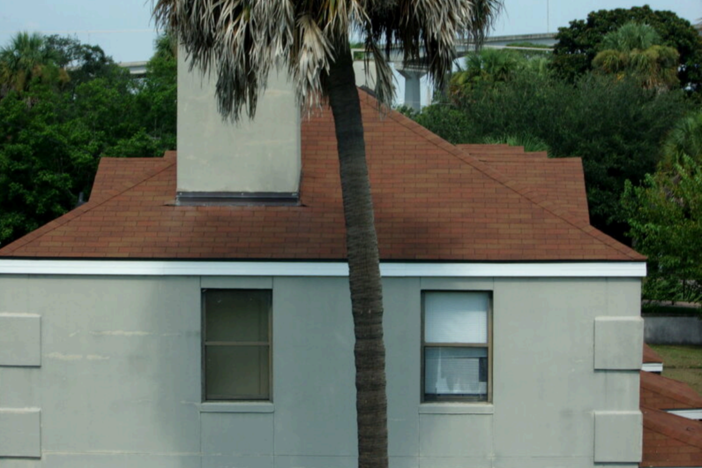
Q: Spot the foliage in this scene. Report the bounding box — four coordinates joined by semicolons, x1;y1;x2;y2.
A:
481;134;549;152
641;303;700;317
414;71;689;240
153;0;505;118
551;5;702;91
622;156;702;304
466;0;505;51
449;48;550;97
591;22;679;90
134;35;177;151
661;109;702;170
0;32;69;95
0;34;177;247
506;42;551;49
0;86;74;242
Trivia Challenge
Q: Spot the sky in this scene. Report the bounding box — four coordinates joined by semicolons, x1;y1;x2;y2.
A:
0;0;699;63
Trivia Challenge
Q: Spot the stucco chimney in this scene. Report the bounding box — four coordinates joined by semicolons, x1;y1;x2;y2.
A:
176;52;301;203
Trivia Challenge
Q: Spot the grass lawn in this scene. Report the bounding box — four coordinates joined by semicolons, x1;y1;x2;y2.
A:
649;345;702;394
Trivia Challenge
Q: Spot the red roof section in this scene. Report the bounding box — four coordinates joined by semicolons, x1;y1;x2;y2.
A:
641;349;702;467
641;371;702;411
642;406;702;467
458;145;590;226
0;92;643;261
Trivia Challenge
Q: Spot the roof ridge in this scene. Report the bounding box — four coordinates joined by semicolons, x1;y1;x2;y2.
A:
0;157;175;256
363;94;643;261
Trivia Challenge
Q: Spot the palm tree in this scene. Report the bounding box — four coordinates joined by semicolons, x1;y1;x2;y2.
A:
0;32;68;95
592;22;679;91
661;109;702;170
466;0;505;51
153;2;503;468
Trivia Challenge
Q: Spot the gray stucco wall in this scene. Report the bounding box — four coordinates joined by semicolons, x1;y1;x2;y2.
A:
0;274;642;468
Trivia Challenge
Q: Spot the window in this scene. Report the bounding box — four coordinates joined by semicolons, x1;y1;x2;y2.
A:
202;289;272;401
422;291;491;402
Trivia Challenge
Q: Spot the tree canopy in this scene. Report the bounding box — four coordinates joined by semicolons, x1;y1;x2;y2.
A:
0;33;177;247
551;5;702;91
591;22;679;91
623;155;702;304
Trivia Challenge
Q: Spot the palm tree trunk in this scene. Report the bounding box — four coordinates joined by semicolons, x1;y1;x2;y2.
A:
327;43;388;468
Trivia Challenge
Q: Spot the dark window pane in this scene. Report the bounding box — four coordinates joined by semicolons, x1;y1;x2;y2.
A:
424;347;487;400
205;345;270;400
205;290;270;342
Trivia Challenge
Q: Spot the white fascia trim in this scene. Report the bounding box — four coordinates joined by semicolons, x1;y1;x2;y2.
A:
667;409;702;420
0;260;647;277
642;363;664;373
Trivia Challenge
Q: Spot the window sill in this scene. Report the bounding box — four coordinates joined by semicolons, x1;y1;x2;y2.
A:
200;402;274;413
419;403;494;415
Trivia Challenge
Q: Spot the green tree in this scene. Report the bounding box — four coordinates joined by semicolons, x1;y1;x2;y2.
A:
623;156;702;304
153;2;503;468
0;85;74;243
466;0;505;51
661;109;702;170
552;5;702;90
135;35;177;151
44;35;124;91
0;34;178;247
0;32;68;95
592;22;679;90
450;48;523;95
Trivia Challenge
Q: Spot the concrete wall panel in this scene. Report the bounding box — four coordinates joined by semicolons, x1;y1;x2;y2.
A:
39;453;201;468
0;313;40;367
0;408;41;458
605;279;641;317
27;276;202;455
384;278;421;457
594;411;642;463
492;278;606;458
272;277;357;457
419;414;493;458
203;455;273;468
0;368;41;407
594;317;644;370
275;455;357;468
201;413;274;455
0;276;30;310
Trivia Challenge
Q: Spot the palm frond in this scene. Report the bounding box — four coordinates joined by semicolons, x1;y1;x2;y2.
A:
153;0;504;118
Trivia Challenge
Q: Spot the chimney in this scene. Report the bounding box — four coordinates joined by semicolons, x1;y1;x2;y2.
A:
176;52;301;204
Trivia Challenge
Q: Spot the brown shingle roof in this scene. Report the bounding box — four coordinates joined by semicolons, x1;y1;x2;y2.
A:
458;146;590;226
641;349;702;467
641;371;702;411
0;92;644;261
642;406;702;467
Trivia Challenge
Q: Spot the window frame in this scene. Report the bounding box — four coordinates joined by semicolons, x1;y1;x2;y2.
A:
420;290;493;403
201;288;273;402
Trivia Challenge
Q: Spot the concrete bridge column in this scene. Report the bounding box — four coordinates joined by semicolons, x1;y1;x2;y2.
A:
397;69;426;112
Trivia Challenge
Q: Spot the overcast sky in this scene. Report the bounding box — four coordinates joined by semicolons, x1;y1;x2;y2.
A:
0;1;699;63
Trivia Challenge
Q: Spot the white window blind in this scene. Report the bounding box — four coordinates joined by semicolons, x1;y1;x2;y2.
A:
424;292;488;344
